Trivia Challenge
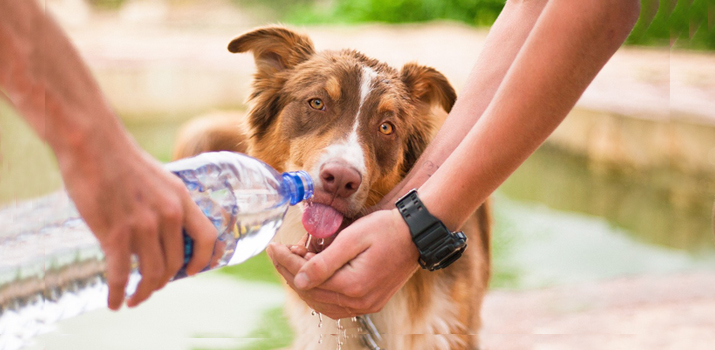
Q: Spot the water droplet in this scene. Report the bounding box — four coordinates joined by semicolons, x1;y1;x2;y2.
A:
318;334;323;344
305;234;312;249
311;310;316;316
351;316;357;322
318;312;323;328
318;238;325;247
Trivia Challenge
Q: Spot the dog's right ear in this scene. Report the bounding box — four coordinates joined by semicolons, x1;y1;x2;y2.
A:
228;26;315;75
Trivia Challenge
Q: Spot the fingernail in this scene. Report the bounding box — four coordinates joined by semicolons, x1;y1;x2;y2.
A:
294;272;310;289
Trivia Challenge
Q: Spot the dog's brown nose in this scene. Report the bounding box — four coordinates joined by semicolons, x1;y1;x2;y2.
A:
320;162;362;198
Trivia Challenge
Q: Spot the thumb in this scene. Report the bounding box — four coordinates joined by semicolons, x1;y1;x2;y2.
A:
294;228;366;290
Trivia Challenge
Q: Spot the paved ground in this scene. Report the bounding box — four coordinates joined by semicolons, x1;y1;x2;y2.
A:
481;272;715;350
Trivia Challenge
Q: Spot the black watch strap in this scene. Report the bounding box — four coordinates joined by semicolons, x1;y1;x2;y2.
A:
395;189;467;271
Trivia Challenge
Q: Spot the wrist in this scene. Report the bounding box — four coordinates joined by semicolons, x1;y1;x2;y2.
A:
390;208;421;267
52;110;141;181
394;189;467;271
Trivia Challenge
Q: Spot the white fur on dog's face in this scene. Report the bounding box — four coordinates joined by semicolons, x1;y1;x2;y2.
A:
278;55;412;218
305;66;379;213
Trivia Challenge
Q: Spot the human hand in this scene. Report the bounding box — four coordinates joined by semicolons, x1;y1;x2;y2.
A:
267;208;419;319
59;141;216;310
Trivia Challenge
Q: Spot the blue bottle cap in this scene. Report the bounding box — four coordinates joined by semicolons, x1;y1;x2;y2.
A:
282;171;314;205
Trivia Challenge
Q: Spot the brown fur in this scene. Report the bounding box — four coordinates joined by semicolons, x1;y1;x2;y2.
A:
173;26;490;350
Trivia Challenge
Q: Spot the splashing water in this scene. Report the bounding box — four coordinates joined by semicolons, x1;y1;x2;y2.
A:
336;319;347;349
305;234;312;250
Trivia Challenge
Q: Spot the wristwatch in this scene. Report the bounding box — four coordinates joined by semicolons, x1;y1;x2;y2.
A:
395;189;467;271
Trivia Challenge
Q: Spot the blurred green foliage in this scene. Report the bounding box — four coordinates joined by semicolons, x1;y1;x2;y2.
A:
288;0;505;27
194;307;293;350
250;0;505;27
233;0;713;50
627;0;714;50
216;252;282;284
87;0;127;10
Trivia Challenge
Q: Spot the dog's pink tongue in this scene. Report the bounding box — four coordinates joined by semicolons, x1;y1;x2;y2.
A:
302;203;344;239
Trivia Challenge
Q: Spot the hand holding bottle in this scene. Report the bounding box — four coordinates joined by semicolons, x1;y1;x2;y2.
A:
0;0;216;310
59;142;217;310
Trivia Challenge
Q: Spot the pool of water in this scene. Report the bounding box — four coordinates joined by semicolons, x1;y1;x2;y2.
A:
500;145;715;255
492;144;715;289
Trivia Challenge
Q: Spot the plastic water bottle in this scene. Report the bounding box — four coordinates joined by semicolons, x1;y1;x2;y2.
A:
0;151;313;350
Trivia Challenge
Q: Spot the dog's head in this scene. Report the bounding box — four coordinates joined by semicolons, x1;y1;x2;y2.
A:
229;26;455;240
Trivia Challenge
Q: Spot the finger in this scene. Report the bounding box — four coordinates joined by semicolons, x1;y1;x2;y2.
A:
209;240;226;269
103;239;131;311
274;264;354;319
181;196;215;276
268;245;350;307
159;209;184;286
268;242;308;276
127;222;165;308
289;244;308;257
297;234;309;247
294;230;367;290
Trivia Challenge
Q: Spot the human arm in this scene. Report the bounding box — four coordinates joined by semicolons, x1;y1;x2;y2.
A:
269;0;641;319
0;0;215;309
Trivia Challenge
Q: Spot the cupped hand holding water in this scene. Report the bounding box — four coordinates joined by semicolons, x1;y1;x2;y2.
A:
267;208;419;319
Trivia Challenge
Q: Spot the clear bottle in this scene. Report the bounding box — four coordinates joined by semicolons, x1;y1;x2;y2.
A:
0;151;313;350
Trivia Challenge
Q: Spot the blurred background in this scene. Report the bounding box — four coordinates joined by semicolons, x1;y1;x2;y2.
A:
1;0;714;349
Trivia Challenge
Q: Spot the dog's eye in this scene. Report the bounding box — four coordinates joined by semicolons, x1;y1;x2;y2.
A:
379;122;394;135
308;98;325;110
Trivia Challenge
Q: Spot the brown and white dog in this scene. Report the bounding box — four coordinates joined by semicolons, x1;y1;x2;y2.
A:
173;26;490;350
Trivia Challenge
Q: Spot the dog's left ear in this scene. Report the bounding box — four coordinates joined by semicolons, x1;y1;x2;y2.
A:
228;26;315;75
399;63;456;174
400;63;457;113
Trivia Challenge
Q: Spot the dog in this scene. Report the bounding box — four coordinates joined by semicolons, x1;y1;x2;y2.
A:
173;26;491;350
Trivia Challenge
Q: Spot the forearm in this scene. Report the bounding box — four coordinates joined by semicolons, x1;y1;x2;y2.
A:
0;0;133;162
380;0;548;205
420;0;640;230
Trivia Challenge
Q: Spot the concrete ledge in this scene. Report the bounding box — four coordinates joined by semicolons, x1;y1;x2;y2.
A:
550;108;715;177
